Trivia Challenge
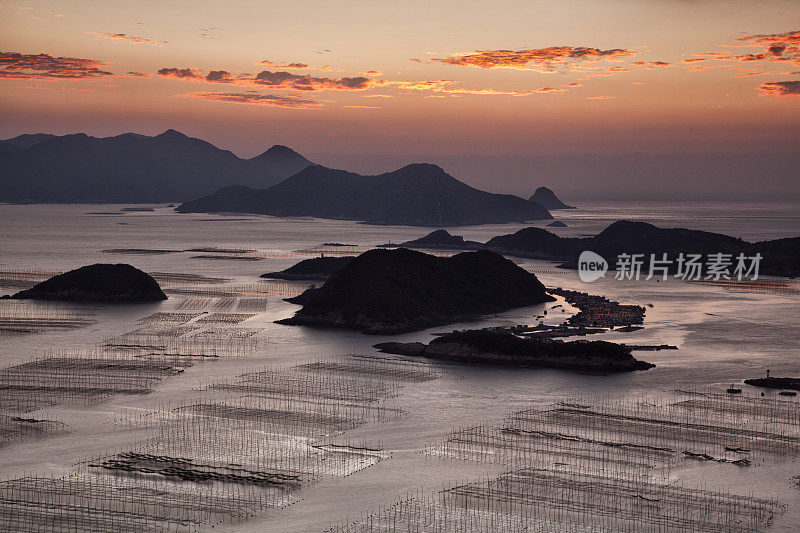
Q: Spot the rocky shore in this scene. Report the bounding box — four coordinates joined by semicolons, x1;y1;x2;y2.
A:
744;377;800;391
548;288;646;328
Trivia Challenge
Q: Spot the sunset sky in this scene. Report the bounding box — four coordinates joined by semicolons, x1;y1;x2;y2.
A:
1;0;799;197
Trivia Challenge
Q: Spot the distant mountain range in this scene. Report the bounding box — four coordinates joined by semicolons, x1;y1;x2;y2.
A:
364;221;800;277
484;221;800;277
0;130;312;203
177;163;552;226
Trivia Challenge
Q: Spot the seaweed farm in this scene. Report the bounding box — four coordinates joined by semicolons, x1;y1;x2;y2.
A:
2;273;800;532
0;352;191;413
0;353;445;531
326;471;779;533
0;270;60;291
0;271;269;453
330;391;797;532
433;391;800;470
0;300;96;335
0;265;457;531
0;473;279;532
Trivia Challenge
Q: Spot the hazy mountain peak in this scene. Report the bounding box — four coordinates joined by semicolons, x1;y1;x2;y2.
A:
265;144;299;154
252;144;309;160
395;162;446;174
384;163;458;185
156;128;188;139
115;132;148;139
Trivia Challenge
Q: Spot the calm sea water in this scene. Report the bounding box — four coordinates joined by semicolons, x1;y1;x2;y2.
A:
1;201;799;531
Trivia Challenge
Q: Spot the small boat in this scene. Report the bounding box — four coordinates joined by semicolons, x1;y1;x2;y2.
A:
779;391;797;397
726;384;742;394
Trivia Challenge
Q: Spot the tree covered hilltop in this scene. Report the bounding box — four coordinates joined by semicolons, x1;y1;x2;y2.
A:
277;248;554;334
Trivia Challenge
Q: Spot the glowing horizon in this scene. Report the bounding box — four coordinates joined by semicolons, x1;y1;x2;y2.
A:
1;0;798;160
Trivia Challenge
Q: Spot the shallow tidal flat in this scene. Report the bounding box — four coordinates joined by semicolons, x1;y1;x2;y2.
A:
1;203;800;531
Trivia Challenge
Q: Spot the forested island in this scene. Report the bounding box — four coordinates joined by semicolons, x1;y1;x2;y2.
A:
277;248;554;334
9;264;167;303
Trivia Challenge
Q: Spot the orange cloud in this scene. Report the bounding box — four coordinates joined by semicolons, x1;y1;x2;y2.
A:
126;71;152;78
585;95;617;100
342;105;381;109
179;91;322;108
433;46;635;70
0;51;115;80
386;79;565;96
756;80;800;97
565;82;582;87
255;60;309;69
686;31;800;67
683;53;725;63
735;30;800;45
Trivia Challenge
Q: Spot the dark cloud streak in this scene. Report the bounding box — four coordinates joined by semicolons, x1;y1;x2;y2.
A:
180;91;322;108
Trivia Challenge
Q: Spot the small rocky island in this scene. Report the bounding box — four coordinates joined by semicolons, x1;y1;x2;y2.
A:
529;187;575;210
261;256;355;281
277;248;554;334
375;329;654;372
388;229;482;250
10;264;167;303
